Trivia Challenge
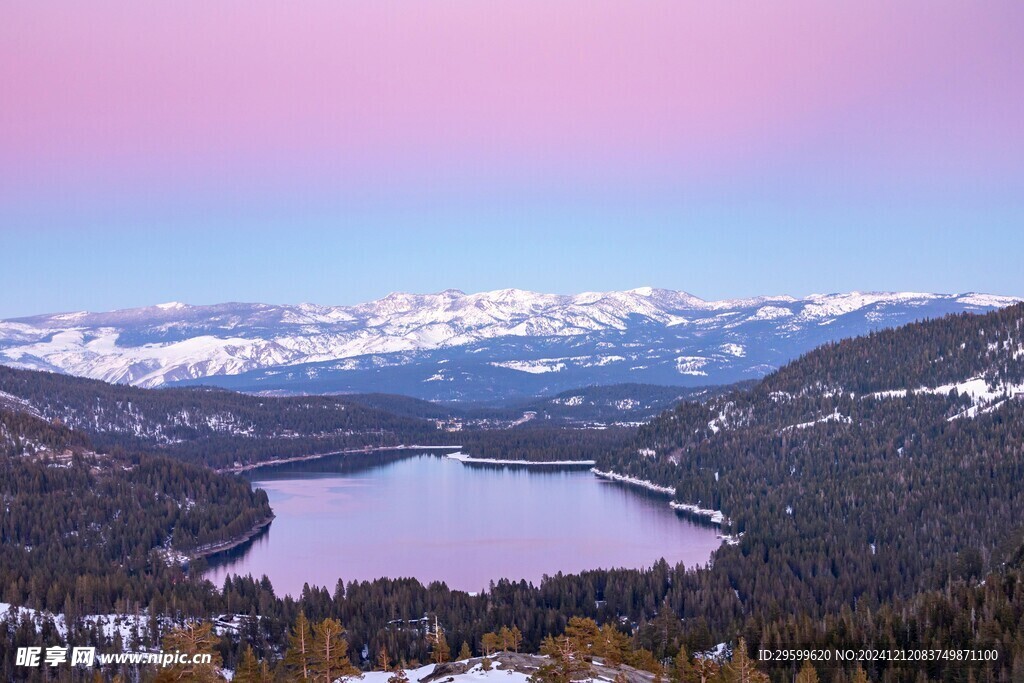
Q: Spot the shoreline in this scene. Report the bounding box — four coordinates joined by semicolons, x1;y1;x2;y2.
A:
216;444;462;474
447;452;596;466
591;468;730;528
187;515;276;562
590;468;675;494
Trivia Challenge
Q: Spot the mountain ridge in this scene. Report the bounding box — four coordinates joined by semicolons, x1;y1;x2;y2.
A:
1;288;1018;401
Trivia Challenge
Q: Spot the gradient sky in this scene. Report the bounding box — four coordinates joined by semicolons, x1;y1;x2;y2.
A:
2;1;1022;318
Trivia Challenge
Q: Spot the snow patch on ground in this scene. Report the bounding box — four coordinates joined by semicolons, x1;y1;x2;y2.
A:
590;470;730;527
669;501;728;526
0;602;155;642
749;306;793;321
718;343;746;357
781;410;852;431
363;660;534;683
869;377;1024;422
449;452;595;466
591;468;675;495
490;359;567;374
956;293;1022;308
675;356;709;376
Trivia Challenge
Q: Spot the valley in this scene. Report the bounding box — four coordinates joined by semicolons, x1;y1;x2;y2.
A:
2;303;1024;681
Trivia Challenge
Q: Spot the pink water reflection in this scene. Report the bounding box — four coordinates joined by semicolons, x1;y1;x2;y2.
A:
206;454;721;596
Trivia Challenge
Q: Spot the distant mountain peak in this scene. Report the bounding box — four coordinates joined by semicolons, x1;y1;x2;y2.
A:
0;288;1018;400
155;301;188;310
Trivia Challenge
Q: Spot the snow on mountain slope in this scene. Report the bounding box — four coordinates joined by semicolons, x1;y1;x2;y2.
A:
0;289;1018;401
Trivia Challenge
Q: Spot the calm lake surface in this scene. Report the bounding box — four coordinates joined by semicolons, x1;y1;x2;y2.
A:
205;452;721;596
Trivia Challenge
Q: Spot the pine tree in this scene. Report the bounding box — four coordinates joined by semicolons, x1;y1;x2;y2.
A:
629;648;662;675
499;626;513;652
459;641;473;660
482;632;501;656
565;617;601;659
850;665;869;683
796;661;820;683
234;646;262;683
378;645;391;671
428;616;451;664
721;639;769;683
153;622;223;683
510;626;523;653
596;624;631;665
284;611;314;680
673;647;694;683
310;618;359;683
693;657;720;683
533;635;592;683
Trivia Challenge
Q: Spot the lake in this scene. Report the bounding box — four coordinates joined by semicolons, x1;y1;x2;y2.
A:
205;452;721;596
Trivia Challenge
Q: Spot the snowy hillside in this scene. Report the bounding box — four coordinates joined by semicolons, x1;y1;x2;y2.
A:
0;288;1018;401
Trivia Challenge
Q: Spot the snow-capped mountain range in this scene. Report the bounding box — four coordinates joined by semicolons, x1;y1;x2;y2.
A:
0;288;1018;402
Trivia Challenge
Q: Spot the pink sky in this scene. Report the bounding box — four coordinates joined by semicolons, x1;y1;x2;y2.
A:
2;1;1022;202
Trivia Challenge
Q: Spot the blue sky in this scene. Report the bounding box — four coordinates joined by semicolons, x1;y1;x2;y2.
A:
2;2;1022;318
2;193;1022;318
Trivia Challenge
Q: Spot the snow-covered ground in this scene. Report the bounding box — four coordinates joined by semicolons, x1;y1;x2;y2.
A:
781;409;852;431
668;501;728;526
590;469;675;495
0;602;260;645
868;377;1024;422
0;601;155;642
361;661;531;683
361;652;663;683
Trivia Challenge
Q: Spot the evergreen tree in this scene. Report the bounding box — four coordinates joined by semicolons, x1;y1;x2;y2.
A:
672;647;693;683
721;639;768;683
499;626;513;652
310;618;358;683
596;624;631;665
234;646;262;683
796;661;820;683
692;657;720;683
459;641;473;660
285;611;314;681
564;617;601;661
428;617;451;664
482;632;501;656
510;626;523;653
154;622;223;683
533;635;592;683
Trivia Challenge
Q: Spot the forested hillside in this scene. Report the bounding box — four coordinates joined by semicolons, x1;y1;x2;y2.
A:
3;305;1024;681
587;302;1024;672
0;366;641;467
760;303;1024;394
343;382;733;425
0;366;442;468
0;410;273;613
